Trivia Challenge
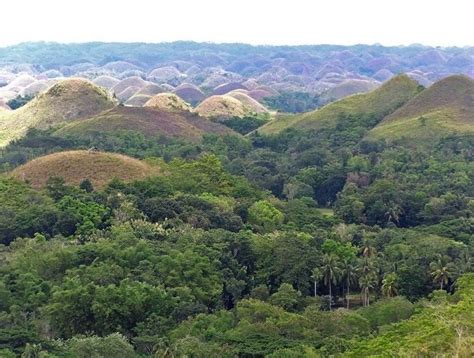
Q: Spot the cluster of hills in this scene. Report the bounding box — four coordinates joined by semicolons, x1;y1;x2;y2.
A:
0;42;472;107
0;42;473;358
1;73;471;190
259;74;474;142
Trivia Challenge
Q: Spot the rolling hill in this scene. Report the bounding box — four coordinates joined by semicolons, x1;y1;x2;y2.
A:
10;150;159;189
54;106;236;141
144;93;192;111
0;79;116;146
369;75;474;141
258;74;422;134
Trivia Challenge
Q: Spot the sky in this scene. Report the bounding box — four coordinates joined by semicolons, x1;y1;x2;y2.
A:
1;0;473;47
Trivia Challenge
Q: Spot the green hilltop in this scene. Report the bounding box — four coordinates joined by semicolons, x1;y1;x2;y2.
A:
0;79;116;147
258;74;422;135
369;75;474;142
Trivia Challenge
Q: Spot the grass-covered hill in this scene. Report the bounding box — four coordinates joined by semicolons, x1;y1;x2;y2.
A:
194;93;269;118
54;106;236;141
369;75;474;141
258;74;422;134
0;79;116;146
143;93;192;111
10;150;159;189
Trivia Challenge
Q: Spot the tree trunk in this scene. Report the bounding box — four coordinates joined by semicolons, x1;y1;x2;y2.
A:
440;280;444;290
329;282;332;310
314;280;317;297
346;277;350;309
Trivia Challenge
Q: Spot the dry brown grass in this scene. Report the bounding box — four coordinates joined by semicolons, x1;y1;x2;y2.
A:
112;76;147;94
194;95;247;118
0;78;117;146
227;91;269;114
124;94;152;106
55;106;236;141
144;93;192;111
11;150;159;189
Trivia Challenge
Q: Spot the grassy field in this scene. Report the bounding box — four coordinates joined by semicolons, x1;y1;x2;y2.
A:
0;79;116;147
10;150;160;189
369;75;474;141
258;75;421;135
54;106;236;141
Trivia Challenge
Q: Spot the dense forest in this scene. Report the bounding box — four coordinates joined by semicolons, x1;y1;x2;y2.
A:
1;94;473;357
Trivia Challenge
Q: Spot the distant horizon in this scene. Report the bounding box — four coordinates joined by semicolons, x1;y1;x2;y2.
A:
1;0;472;48
1;40;472;50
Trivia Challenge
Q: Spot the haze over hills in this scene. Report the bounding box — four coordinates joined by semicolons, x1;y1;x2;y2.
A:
0;42;472;108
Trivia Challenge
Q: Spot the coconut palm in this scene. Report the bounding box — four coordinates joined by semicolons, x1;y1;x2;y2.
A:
430;255;456;290
321;254;342;309
311;267;323;297
381;272;399;297
384;203;403;224
341;258;358;308
359;272;377;306
361;237;376;258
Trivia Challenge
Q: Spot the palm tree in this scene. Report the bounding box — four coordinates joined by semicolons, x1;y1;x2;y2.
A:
384;203;403;225
381;272;398;297
321;254;342;310
357;256;378;306
359;272;377;306
341;258;358;308
361;237;376;258
311;267;323;297
430;255;456;290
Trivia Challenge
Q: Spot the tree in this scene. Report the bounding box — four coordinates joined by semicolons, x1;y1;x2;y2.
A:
269;283;302;311
248;200;284;232
381;273;399;298
342;258;358;308
430;255;456;290
358;257;378;306
359;273;377;307
311;268;323;297
79;179;94;193
320;254;342;309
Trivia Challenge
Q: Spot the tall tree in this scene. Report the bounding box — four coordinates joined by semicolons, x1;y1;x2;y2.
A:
381;272;399;297
430;255;456;290
321;254;342;309
342;258;358;308
311;267;323;297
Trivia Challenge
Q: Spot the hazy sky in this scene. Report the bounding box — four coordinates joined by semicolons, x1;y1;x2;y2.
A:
1;0;472;47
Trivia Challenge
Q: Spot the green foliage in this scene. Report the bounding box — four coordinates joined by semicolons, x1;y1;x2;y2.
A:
7;95;34;110
217;115;270;134
0;178;57;245
65;333;137;358
264;92;321;113
346;274;474;357
248;200;284;231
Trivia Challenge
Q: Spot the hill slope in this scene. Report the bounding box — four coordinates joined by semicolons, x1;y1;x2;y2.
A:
0;79;116;146
54;106;236;141
369;75;474;141
11;150;158;189
258;75;421;134
144;93;192;111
